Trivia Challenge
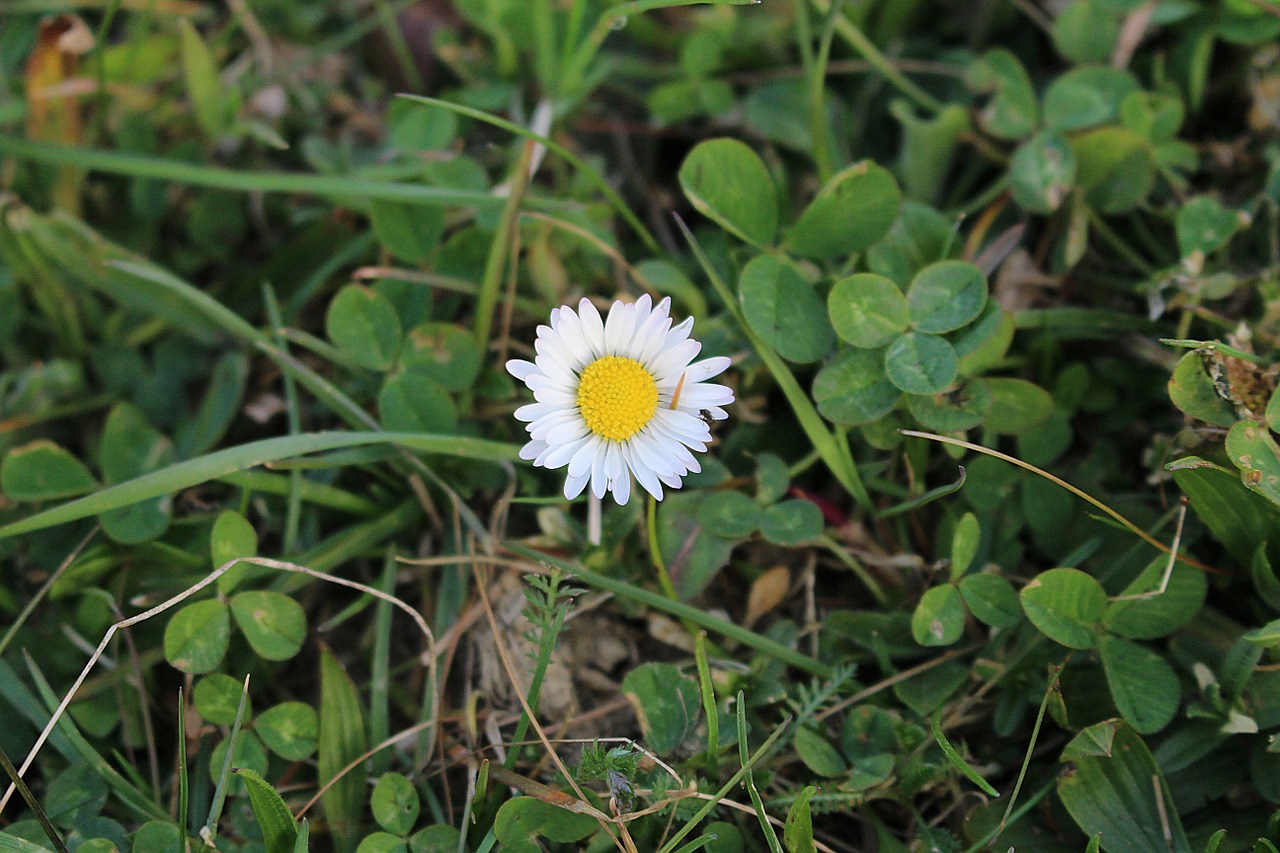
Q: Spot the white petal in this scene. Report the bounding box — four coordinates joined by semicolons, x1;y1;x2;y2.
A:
528;414;581;441
624;442;664;500
578;298;606;353
685;356;732;382
612;467;631;505
518;439;547;461
553;306;595;366
590;447;608;499
544;437;588;469
568;436;604;478
506;359;538;381
545;419;590;445
564;471;589;500
658;469;684;489
604;300;637;354
675;382;735;408
650;340;702;383
532;387;577;406
660;409;713;442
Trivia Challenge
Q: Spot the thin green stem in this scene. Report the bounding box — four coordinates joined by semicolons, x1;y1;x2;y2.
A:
655;710;791;853
1087;211;1157;275
561;0;759;99
807;0;942;113
738;692;784;853
648;495;679;602
372;0;425;92
808;0;846;182
994;664;1063;843
396;95;660;254
264;286;303;553
474;140;534;351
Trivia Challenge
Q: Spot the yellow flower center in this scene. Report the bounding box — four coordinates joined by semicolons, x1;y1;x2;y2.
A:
576;356;658;441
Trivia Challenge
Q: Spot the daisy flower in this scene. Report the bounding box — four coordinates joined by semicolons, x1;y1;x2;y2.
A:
507;295;733;505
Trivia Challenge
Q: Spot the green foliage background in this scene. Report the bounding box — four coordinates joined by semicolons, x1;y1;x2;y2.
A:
2;0;1280;850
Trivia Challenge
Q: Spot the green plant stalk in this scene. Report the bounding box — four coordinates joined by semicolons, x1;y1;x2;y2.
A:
532;0;559;98
807;0;942;113
737;692;784;853
0;526;97;656
177;687;189;840
264;286;304;552
291;500;422;577
808;0;846;183
0;392;113;433
817;535;887;606
89;0;126;146
203;676;251;844
372;0;425;91
675;216;873;510
693;632;719;779
0;136;545;210
655;709;791;853
103;255;494;546
0;215;86;355
1087;211;1157;275
474;139;535;351
558;0;590;98
507;542;833;678
993;664;1063;844
647;495;679;603
561;0;759;98
369;551;396;777
960;779;1057;853
0;745;70;853
396;94;660;254
283;232;375;321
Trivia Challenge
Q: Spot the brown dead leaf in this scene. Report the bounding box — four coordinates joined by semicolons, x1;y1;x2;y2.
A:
744;565;791;631
26;14;94;213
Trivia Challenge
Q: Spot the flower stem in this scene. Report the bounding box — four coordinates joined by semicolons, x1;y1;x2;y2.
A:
648;495;679;602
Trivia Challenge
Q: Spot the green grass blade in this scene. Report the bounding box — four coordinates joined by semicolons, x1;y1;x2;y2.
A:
177;688;189;837
675;216;872;510
931;711;1000;797
203;676;251;844
694;632;720;779
0;136;574;211
22;653;167;822
368;551;396;777
0;432;523;540
742;686;778;850
0;746;70;853
318;649;368;853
